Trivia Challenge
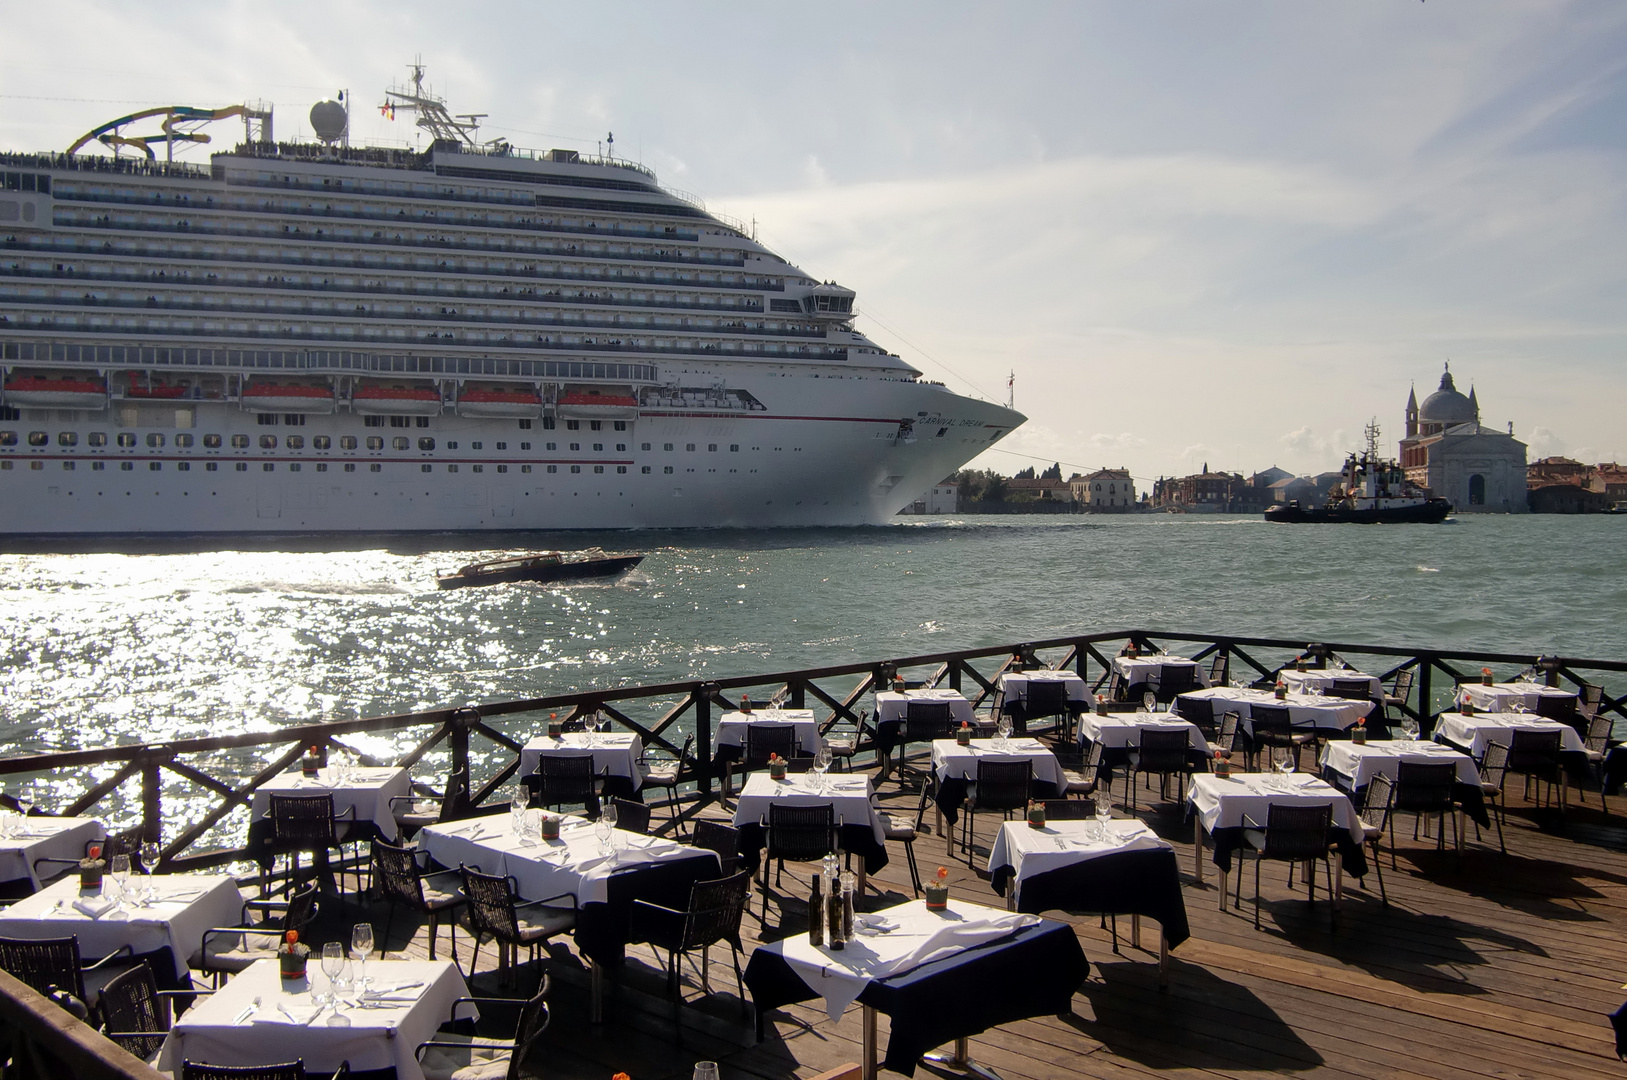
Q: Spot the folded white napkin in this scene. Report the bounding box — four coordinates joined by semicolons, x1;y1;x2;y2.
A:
257;1002;322;1025
71;896;114;919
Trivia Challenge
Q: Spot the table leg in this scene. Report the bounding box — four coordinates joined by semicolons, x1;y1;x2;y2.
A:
590;960;603;1024
862;1004;878;1080
922;1036;1005;1080
1158;934;1169;992
1131;914;1141;950
878;749;894;786
1193;827;1205;886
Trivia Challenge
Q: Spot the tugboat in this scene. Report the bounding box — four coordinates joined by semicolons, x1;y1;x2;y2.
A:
437;548;644;589
1265;421;1453;524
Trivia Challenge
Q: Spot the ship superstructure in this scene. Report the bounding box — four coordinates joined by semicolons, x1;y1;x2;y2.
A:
0;73;1022;534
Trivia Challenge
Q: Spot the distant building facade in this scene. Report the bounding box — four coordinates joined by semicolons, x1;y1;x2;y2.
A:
1398;365;1527;513
1070;468;1136;511
901;479;959;515
1151;465;1246;512
1004;477;1076;504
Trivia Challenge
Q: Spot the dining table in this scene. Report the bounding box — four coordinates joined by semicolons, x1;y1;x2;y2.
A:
1175;686;1374;740
712;709;825;799
872;690;984;778
158;957;469;1080
0;871;241;985
1432;711;1590;784
0;815;105;893
730;771;889;878
743;897;1087;1079
1456;681;1578;717
1319;739;1489;825
418;811;720;1020
1076;711;1210;778
247;766;410;883
1111;654;1208;695
519;731;646;799
929;737;1067;841
1280;668;1382;699
1186;771;1368;906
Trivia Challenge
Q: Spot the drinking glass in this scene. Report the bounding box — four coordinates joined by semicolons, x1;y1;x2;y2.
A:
813;746;832;791
321;942;345;1004
1094;798;1112;842
693;1064;720;1080
1142;692;1157;714
595;815;613;857
14;785;33;821
1401;718;1420;741
350;923;374;991
511;786;530;835
109;854;131;908
139;840;161;902
995;715;1013;747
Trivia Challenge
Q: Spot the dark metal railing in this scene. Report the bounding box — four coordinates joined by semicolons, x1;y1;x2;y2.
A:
0;629;1618;877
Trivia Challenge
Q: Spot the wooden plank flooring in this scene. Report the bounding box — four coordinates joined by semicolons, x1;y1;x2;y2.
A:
302;757;1627;1080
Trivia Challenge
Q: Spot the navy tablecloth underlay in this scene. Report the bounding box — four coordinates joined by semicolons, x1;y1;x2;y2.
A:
989;846;1190;948
1436;736;1590;783
735;821;889;876
874;718;994;756
1603;744;1626;796
1611;999;1626;1060
1077;737;1212;784
1201;823;1368;879
1321;768;1492;829
244;818;380;872
934;776;1063;827
581;849;722;967
743;917;1087;1077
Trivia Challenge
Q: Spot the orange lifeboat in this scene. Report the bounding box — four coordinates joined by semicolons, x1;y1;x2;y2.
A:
555;388;639;419
457;387;544;419
353;384;443;417
3;375;108;410
240;382;337;414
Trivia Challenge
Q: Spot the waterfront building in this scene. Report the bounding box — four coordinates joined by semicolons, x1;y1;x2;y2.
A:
901;478;958;514
1151;465;1244;512
1069;467;1136;512
1398;365;1528;513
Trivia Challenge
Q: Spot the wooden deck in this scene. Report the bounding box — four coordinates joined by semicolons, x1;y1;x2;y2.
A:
306;759;1627;1080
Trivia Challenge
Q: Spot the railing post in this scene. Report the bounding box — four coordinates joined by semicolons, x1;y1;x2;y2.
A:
140;749;163;847
695;683;716;797
449;707;478;812
948;660;962;693
789;679;805;709
1417;658;1434;736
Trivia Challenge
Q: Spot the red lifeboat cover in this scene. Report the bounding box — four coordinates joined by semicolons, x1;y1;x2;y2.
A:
557;391;638;407
355;387;440;400
243;384;333;398
7;376;106;394
461;390;543;403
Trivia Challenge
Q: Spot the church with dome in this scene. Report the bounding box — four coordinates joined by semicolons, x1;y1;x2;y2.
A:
1399;364;1528;513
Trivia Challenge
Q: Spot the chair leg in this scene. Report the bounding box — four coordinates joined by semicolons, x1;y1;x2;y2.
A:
426;911;438;961
1253;854;1262;929
902;840;921;896
1371;841;1387;904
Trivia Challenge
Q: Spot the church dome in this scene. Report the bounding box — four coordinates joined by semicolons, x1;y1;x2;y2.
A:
1419;367;1476;427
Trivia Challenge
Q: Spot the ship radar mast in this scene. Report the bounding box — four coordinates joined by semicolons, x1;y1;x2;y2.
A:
1364;418;1382;461
381;60;504;152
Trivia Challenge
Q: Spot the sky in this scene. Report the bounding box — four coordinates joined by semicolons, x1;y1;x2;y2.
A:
4;0;1625;484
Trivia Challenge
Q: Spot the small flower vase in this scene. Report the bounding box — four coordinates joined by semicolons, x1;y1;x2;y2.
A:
539;813;560;841
1027;804;1046;829
78;858;105;892
1352;726;1367;745
1481;674;1493;686
1295;659;1307;672
1463;700;1475;717
1213;755;1231;778
956;727;971;746
1274;685;1287;700
923;884;949;911
547;720;563;737
279;950;307;982
1096;701;1108;717
1126;645;1138;659
301;750;321;778
769;761;787;781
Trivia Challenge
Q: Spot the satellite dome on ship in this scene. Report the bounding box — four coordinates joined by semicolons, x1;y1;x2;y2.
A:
1418;366;1477;427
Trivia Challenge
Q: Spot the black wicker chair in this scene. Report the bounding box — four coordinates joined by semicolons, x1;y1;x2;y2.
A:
521;754;603;818
1176;694;1216;736
742;724;801;779
1042;798;1098;819
371;839;462;961
630;870;752;1018
1155;664;1198;704
1207;652;1230;686
1018;679;1074;739
1215;711;1242;760
759;803;836;920
1248;704;1313;771
690;820;743;877
1392;761;1461;854
1476;742;1510;853
1383;668;1416;723
458;867;576;990
416;981;550;1080
897;700;955;780
194;879;320;987
1125;728;1197;813
960;760;1033;865
1354;773;1392;904
179;1063;308;1080
390;764;470;839
1579;708;1616;811
1235;802;1336;928
640;733;694;835
0;934;135;1021
100;959;208;1065
1329;678;1374;701
1057;740;1105;801
1506;729;1566;812
266;793;357;895
608;798;651;836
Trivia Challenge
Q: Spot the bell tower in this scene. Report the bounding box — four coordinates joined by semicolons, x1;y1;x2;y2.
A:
1404;384;1418;439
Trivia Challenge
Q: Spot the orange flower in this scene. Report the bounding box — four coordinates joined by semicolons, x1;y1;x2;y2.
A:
612;1073;632;1080
1356;717;1366;727
935;866;949;881
1481;667;1493;676
285;930;299;944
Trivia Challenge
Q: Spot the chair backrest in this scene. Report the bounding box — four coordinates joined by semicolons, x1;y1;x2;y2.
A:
1207;652;1229;685
1362;772;1395;831
763;803;836;864
1479;741;1510;790
1104;671;1124;701
1584;711;1614;754
459;866;520;944
181;1063;304;1080
506;982;552;1080
1248;704;1293;737
282;879;321;936
0;935;85;1009
269;793;339;846
1259;803;1334;861
371;839;426;909
1077;739;1105;784
610;798;651;835
743;725;800;770
1578;682;1604;720
1042;798;1096;819
1217;711;1241;754
1389;668;1415;701
904;697;954;723
1505;729;1563;774
972;759;1033;811
1158;665;1197;696
100;960;167;1061
1535;694;1578;724
1393;762;1458;813
1330;679;1373;700
670;732;697;771
530;754;600;810
679;870;752;951
1134;728;1191;772
1176;695;1214;731
1023;681;1067;718
690;820;741;876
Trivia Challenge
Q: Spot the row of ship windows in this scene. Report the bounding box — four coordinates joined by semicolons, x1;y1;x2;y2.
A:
1;431;744;453
0;460;698;475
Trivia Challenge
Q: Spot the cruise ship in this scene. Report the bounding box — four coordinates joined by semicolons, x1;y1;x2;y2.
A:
0;71;1023;535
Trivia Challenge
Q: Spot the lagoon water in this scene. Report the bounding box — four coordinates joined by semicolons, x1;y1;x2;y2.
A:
3;514;1622;763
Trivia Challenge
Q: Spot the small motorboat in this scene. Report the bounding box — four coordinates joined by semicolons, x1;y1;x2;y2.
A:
437;548;644;590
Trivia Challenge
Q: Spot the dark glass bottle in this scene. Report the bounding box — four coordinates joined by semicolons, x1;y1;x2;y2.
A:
808;873;824;947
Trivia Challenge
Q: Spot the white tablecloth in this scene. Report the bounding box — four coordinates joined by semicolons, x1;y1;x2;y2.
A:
519;732;646;789
0;873;241;975
1187;773;1363;844
874;690;976;727
1177;687;1373;735
1111;656;1208;691
768;898;1041;1021
1076;713;1210;752
730;773;885;844
715;711;823;753
997;671;1088;705
1280;669;1382;698
930;738;1067;791
986;819;1172;905
0;817;105;891
1320;740;1479;789
160;957;468;1080
1433;713;1587;757
253;767;410;841
1456;682;1577;714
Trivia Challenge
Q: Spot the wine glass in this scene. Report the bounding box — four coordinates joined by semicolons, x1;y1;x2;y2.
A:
14;785;33;822
511;785;530;835
1401;717;1420;741
321;942;345;1005
693;1064;721;1080
995;714;1013;747
813;746;833;792
1094;797;1112;841
350;923;374;992
595;813;614;858
140;840;160;903
109;854;131;909
1142;692;1157;714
